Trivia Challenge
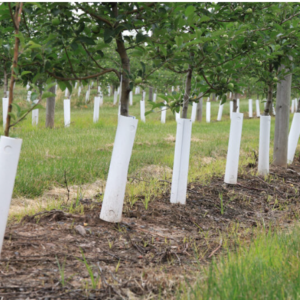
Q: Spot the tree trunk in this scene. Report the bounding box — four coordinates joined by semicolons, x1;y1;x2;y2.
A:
181;65;193;119
212;93;216;101
233;99;237;112
46;85;56;128
273;65;292;167
298;99;300;113
113;4;130;116
5;3;23;137
264;83;273;116
196;96;203;122
149;86;153;101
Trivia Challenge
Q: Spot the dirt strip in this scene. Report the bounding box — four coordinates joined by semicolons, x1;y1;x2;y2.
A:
1;160;300;299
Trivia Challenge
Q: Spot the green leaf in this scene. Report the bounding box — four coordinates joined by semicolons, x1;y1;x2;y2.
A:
185;5;195;17
76;36;96;45
33;104;44;110
21;71;32;76
41;92;55;99
58;81;66;92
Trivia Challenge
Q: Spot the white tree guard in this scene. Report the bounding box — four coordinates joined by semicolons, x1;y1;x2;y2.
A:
64;99;71;127
0;136;22;257
113;90;118;105
224;112;244;184
65;88;69;98
258;115;271;176
93;97;100;123
191;101;197;123
85;90;90;103
26;83;30;90
26;91;31;102
142;91;146;101
100;94;103;106
229;92;232;99
170;118;192;205
248;99;253;118
153;93;157;103
98;86;101;94
256;100;260;117
206;101;211;123
287;113;300;164
140;100;146;122
272;104;276;115
2;98;8;128
78;86;81;97
129;91;133;106
172;86;174;92
161;101;167;124
107;86;111;96
217;101;224;121
175;112;180;122
32;100;39;126
237;98;240;113
74;82;78;89
100;116;138;222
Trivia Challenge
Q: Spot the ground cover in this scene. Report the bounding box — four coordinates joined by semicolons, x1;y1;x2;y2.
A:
1;85;300;299
1;159;300;299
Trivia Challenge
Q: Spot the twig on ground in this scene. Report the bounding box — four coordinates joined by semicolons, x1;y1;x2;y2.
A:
208;239;223;258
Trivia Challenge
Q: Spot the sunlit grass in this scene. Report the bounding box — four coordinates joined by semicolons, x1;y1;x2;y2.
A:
179;227;300;300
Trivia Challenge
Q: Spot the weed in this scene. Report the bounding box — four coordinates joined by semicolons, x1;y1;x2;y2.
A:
56;257;66;287
219;193;224;215
77;249;99;289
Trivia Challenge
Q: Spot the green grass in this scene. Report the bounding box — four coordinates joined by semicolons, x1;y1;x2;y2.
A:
180;227;300;299
0;84;286;198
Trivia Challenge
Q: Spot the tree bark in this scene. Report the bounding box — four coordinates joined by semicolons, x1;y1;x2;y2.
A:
149;86;153;101
181;65;193;119
196;96;203;122
233;99;237;112
113;3;130;116
5;3;23;137
273;65;292;167
46;85;56;128
212;93;216;101
264;83;273;116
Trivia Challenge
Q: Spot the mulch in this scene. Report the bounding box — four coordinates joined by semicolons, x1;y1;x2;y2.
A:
1;159;300;299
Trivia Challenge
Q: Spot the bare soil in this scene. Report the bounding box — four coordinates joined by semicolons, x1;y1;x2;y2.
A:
1;160;300;299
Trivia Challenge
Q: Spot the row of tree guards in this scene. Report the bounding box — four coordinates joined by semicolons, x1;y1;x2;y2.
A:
1;82;300;255
2;90;297;129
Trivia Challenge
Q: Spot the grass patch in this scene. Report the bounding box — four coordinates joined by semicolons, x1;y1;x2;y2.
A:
0;84;294;198
180;226;300;299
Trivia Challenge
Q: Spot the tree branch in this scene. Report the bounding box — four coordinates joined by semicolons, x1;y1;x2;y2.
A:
124;3;156;15
76;3;113;27
64;46;77;79
8;3;17;31
46;68;119;81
